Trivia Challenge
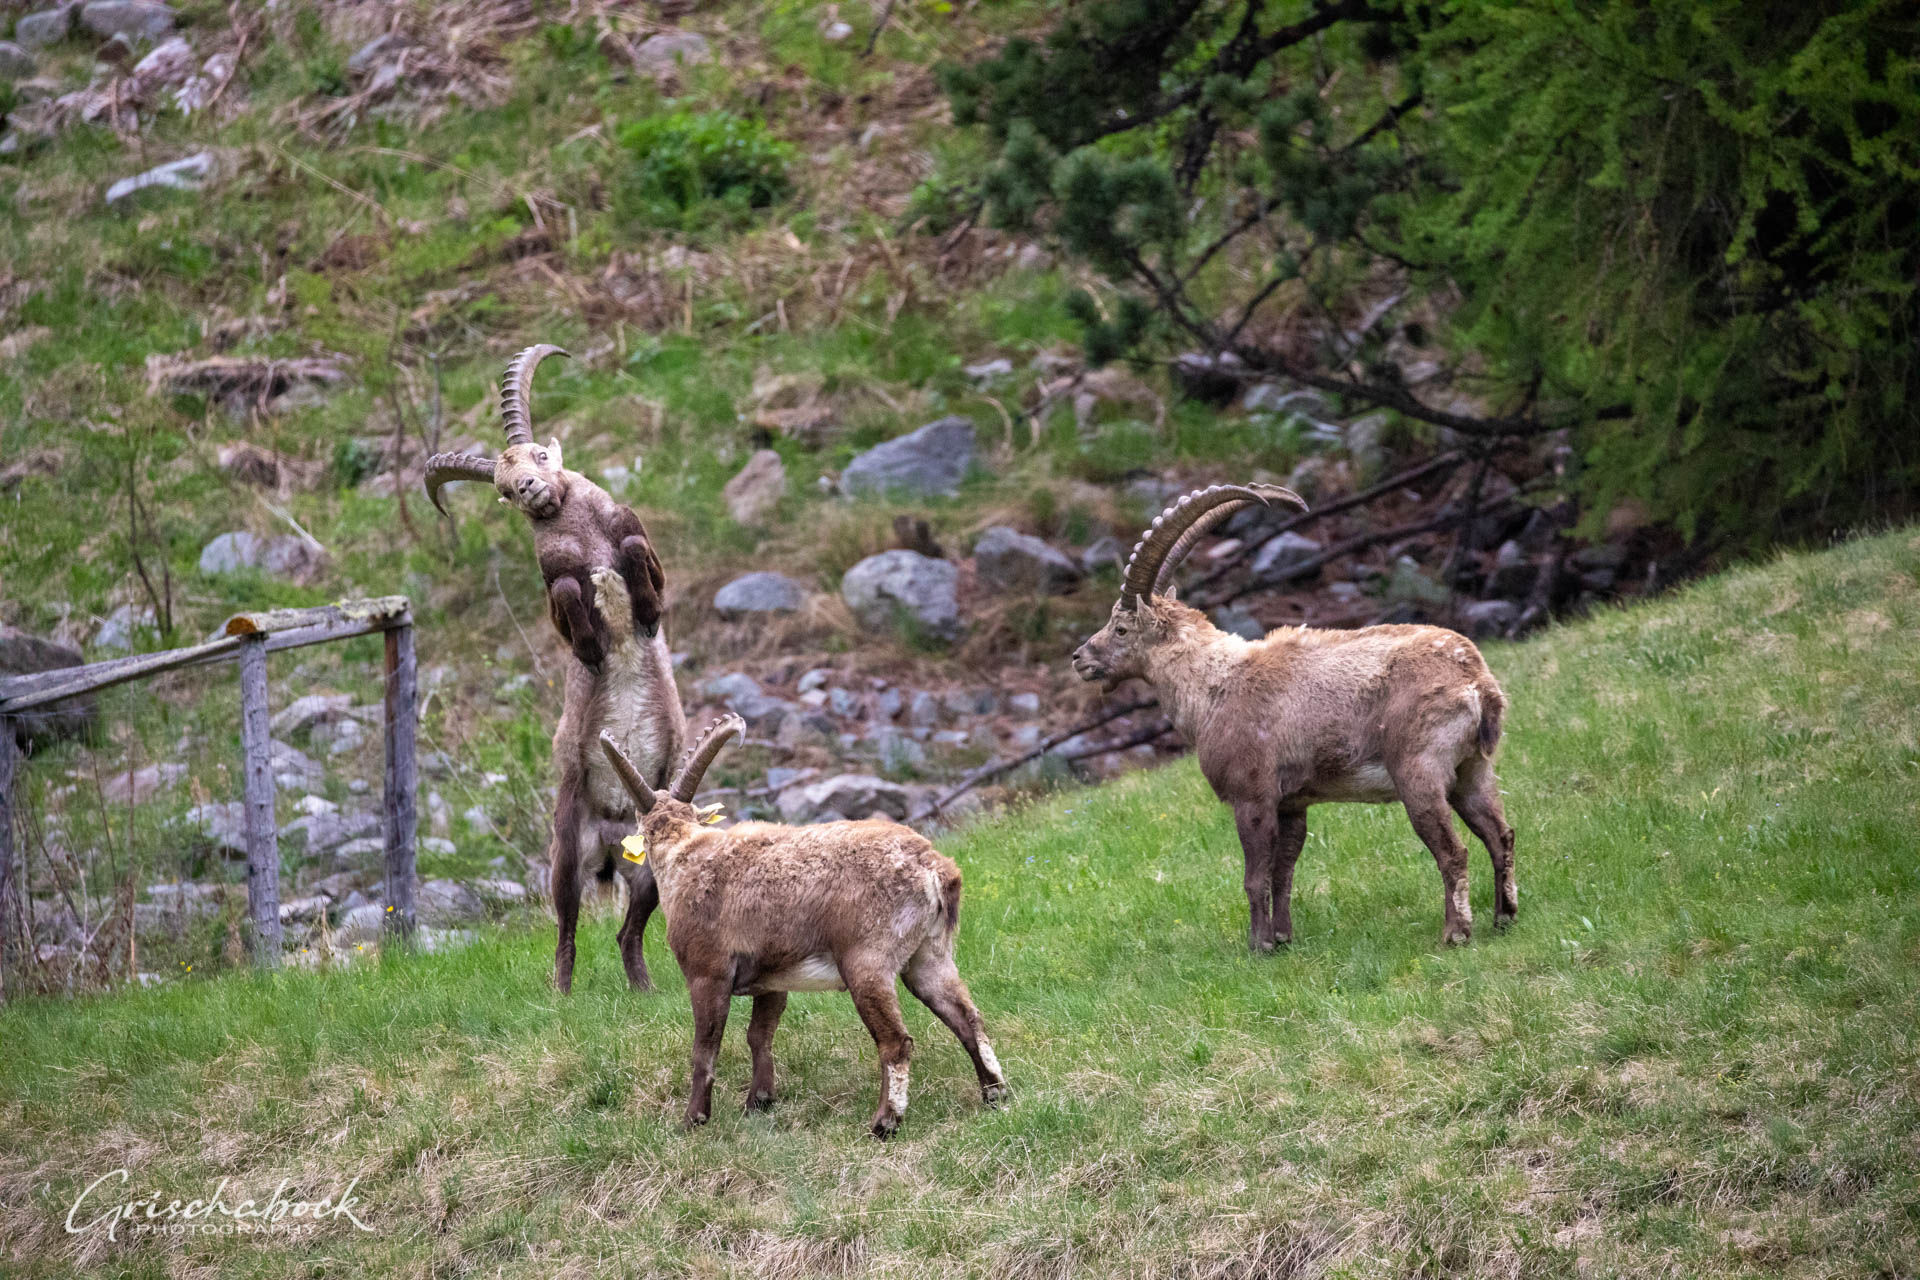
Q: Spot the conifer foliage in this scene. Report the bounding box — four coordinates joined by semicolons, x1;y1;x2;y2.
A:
939;0;1920;544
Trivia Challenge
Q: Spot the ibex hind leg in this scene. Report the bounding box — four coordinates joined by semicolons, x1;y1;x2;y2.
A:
843;958;915;1139
745;992;788;1112
1450;756;1517;927
1395;766;1474;946
903;944;1006;1105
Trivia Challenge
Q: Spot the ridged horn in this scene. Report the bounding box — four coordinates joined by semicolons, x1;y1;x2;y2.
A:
1121;483;1308;605
599;732;657;814
670;714;746;802
500;343;569;446
423;452;498;517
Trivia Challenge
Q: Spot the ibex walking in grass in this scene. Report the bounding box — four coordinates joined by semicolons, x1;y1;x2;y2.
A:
600;719;1007;1137
1071;484;1517;949
424;346;685;992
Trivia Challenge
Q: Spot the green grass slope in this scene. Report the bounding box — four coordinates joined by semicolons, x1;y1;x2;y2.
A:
3;530;1918;1277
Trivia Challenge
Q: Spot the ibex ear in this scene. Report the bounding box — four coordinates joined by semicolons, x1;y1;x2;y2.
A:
1162;583;1180;603
546;437;564;468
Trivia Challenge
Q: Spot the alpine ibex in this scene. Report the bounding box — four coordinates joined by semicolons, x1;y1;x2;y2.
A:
1071;484;1517;949
424;346;685;993
600;720;1007;1137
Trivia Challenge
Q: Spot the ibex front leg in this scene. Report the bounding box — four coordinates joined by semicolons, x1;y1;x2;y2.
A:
1232;801;1280;953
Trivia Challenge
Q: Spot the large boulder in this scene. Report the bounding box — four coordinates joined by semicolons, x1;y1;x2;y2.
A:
78;0;174;39
417;878;485;926
776;774;911;824
15;6;76;49
841;551;960;642
0;623;93;747
1249;531;1323;582
92;603;154;653
279;809;381;858
197;531;326;583
973;526;1084;595
714;572;807;617
723;449;787;525
184;801;248;858
840;416;975;500
270;693;353;741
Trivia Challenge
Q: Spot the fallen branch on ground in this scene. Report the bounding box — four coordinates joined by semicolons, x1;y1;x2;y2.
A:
910;696;1159;822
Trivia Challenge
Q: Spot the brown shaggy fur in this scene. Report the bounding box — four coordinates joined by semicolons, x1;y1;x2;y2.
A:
602;726;1007;1137
1074;593;1517;948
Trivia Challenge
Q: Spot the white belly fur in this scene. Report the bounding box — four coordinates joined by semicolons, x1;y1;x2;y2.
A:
763;954;846;993
1313;762;1397;803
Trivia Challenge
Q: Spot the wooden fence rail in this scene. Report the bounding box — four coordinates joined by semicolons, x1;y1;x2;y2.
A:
0;597;418;992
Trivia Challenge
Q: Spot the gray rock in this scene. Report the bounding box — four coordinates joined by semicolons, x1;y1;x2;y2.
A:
417;878;485;925
15;5;75;49
79;0;173;40
0;40;36;76
1081;535;1128;574
309;871;361;901
1385;556;1450;607
973;526;1084;595
630;29;710;75
128;33;189;82
734;691;799;733
1008;724;1044;751
826;687;860;718
1250;531;1323;581
906;690;941;727
839;416;976;500
697;671;761;705
776;774;911;824
723;448;787;525
1124;474;1182;513
185;801;248;857
334;837;384;860
418;927;477;954
1170;351;1243;404
774;711;835;749
335;903;387;945
105;150;219;203
315;717;365;756
420;836;456;856
270;693;353;740
714;571;807;617
872;688;904;721
1208;604;1266;641
472;877;526;903
278;896;329;926
0;622;93;747
279;809;380;857
93;603;154;653
873;729;927;775
1345;412;1392;481
963;357;1013;384
196;530;325;582
931;729;969;747
1007;692;1042;717
797;668;831;693
1244;385;1332;421
1571;542;1629;573
270;739;324;790
944;688;998;717
841;550;961;641
1459;599;1519;639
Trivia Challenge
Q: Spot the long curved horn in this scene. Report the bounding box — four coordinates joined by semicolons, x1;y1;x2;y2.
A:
1121;483;1307;605
599;732;657;814
500;344;569;447
423;452;498;516
670;714;746;802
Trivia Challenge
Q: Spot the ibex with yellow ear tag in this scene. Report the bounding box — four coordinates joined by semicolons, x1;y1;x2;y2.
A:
601;718;1007;1137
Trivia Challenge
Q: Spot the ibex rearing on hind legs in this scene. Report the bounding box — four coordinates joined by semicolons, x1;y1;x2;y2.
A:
1072;484;1517;949
424;346;686;993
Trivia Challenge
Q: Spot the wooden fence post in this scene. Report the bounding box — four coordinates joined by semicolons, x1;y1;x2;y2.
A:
382;618;418;941
237;635;281;965
0;720;16;1002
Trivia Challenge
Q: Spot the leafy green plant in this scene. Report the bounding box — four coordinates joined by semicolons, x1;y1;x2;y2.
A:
611;110;794;232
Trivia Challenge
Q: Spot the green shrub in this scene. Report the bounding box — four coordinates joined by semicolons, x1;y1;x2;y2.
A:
612;111;794;232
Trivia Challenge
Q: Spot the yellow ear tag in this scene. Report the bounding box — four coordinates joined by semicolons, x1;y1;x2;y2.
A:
694;801;725;825
621;833;646;864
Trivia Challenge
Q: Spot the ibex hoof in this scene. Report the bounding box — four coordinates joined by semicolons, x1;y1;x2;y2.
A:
870;1114;900;1140
1442;925;1472;946
981;1082;1006;1107
683;1110;710;1129
746;1091;775;1113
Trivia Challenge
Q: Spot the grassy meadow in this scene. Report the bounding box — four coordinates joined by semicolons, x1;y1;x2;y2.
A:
3;529;1918;1276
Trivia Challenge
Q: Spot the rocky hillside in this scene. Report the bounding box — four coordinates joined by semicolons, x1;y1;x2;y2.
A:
0;0;1676;983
